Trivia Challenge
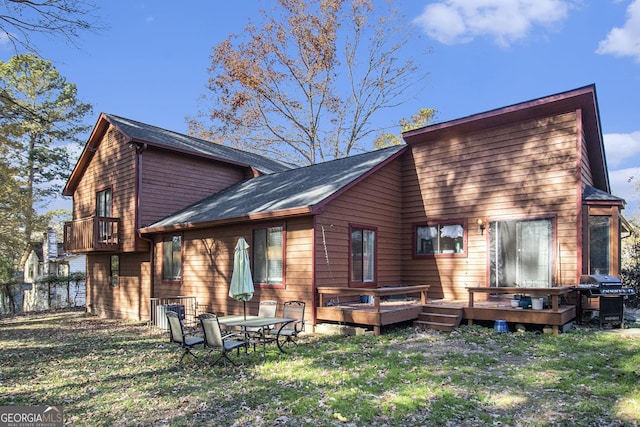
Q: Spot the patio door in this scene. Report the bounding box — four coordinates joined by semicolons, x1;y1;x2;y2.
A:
489;218;553;287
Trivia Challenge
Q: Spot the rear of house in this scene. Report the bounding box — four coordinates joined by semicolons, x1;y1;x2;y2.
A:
63;85;626;332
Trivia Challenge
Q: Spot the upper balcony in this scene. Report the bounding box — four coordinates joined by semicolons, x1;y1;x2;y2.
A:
63;217;121;253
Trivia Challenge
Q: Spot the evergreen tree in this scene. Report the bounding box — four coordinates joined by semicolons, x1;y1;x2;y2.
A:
0;53;92;270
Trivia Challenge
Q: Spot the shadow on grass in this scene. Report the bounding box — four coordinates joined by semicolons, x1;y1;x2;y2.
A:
1;311;639;426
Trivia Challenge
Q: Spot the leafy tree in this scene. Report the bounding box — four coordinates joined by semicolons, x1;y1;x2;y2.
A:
0;53;92;269
0;0;100;53
621;211;640;307
373;108;436;149
191;0;429;165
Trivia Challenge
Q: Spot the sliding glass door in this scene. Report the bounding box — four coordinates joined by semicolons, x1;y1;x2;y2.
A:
489;218;553;288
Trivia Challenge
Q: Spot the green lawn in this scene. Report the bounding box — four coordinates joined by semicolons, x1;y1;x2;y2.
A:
1;310;639;426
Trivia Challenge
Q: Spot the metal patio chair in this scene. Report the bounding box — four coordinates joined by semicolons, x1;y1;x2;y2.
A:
267;300;305;353
246;300;278;353
199;313;248;367
166;310;204;364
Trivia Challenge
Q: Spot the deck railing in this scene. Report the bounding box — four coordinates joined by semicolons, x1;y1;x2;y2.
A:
63;216;120;252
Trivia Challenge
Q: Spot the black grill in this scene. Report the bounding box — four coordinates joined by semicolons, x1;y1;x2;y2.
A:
575;275;635;327
577;274;636;296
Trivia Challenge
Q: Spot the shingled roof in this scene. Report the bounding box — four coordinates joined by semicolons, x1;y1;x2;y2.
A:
104;114;293;174
583;185;625;206
140;144;407;233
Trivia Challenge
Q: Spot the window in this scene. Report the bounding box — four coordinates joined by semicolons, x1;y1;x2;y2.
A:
163;235;182;281
589;216;610;275
415;222;465;255
489;218;553;287
96;188;111;217
110;255;119;287
253;226;284;285
96;188;112;241
351;226;376;284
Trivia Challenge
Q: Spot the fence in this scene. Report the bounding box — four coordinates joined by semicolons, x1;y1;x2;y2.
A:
150;296;202;330
1;280;86;316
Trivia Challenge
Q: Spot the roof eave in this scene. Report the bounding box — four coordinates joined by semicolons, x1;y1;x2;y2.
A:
584;199;625;207
138;206;314;235
126;137;256;171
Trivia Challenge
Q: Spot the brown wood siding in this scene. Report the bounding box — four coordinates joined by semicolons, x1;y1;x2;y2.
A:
86;252;150;320
402;112;581;299
315;157;403;289
580;129;594;186
150;217;314;319
139;149;246;228
71;127;139;252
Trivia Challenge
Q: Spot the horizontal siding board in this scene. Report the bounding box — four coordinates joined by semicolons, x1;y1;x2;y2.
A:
139;149;245;227
315;158;403;288
86;252;150;320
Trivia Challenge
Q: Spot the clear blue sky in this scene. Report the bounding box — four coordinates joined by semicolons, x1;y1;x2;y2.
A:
2;1;639;214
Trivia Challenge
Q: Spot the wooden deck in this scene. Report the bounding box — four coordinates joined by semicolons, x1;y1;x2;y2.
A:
315;285;578;335
465;286;576;334
316;285;429;335
316;301;425;335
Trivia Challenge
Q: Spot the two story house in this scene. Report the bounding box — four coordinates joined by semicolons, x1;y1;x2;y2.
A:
63;84;625;332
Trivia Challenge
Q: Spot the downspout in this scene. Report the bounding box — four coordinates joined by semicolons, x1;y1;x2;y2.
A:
575;109;584;283
312;215;317;329
133;142;155;322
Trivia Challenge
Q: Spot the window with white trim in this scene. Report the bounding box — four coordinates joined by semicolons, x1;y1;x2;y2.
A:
415;222;465;255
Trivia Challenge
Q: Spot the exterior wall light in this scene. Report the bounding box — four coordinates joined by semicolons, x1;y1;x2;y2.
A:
477;218;486;235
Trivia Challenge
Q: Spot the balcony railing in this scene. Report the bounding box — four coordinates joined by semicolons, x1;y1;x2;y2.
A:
63;216;120;252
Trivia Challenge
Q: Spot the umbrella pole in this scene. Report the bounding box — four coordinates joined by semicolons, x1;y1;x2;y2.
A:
243;301;246;320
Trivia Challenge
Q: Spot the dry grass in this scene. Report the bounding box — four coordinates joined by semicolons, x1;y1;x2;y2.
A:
1;309;639;426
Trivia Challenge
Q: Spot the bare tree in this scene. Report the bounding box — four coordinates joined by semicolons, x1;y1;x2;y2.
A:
190;0;429;165
0;0;100;53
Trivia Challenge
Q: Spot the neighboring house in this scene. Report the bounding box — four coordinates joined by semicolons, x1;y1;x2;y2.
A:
23;242;44;287
62;85;626;330
22;229;86;312
24;229;84;284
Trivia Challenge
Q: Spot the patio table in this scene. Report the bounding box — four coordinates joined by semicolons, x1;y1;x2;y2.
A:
218;315;295;355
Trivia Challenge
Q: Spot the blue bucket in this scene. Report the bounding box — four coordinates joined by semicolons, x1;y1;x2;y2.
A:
494;320;509;333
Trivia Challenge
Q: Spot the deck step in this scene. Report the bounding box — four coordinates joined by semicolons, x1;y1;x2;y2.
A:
413;320;457;332
414;304;463;333
417;312;459;323
421;304;464;315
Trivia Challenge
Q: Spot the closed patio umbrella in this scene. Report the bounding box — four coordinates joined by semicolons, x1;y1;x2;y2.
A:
229;237;254;319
